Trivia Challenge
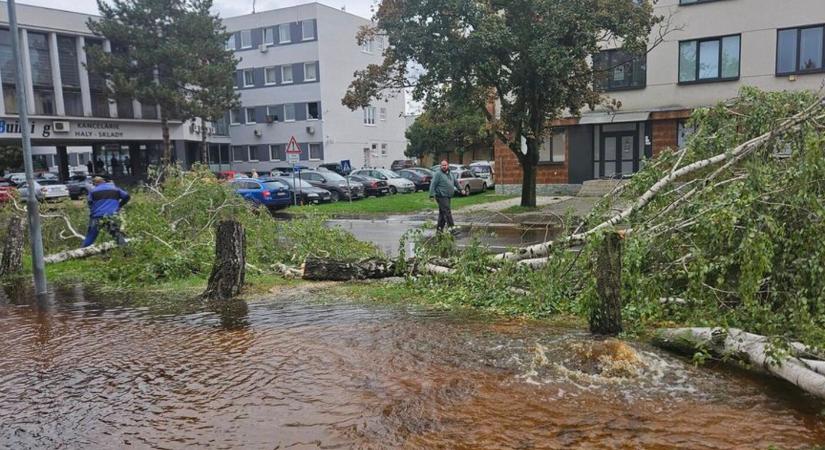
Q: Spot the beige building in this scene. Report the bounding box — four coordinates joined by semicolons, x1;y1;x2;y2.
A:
496;0;825;194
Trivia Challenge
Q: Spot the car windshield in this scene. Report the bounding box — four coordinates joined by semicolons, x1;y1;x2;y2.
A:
278;178;314;189
322;172;346;182
262;181;287;190
471;166;491;173
381;171;400;179
39;180;60;185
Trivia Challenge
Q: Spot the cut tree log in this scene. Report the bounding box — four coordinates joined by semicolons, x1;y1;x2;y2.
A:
496;96;825;263
202;220;245;301
302;257;397;281
0;216;26;276
591;232;622;335
652;327;825;400
44;240;135;264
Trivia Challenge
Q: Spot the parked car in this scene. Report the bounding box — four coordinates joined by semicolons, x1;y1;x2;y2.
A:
350;168;415;194
347;174;390;197
469;161;495;188
300;169;364;201
430;163;468;173
451;169;487;196
270;176;332;204
230;178;292;211
397;169;432;191
36;172;58;181
6;173;27;186
407;167;434;177
390;159;416;171
317;162;351;176
0;178;16;202
18;179;70;201
66;174;94;200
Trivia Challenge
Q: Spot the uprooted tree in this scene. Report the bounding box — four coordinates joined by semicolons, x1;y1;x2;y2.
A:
343;0;662;207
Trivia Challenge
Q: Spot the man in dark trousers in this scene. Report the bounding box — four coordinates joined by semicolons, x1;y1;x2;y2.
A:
429;160;457;233
82;177;130;247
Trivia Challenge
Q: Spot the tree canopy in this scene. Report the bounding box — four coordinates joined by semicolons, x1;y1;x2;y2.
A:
405;102;492;160
343;0;660;206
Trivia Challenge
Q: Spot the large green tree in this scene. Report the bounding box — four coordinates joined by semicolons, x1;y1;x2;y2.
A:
343;0;660;206
406;102;492;161
87;0;236;165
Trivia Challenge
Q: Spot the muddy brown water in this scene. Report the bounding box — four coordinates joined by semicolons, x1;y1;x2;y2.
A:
1;284;824;449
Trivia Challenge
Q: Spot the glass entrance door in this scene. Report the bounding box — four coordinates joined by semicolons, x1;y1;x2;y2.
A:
596;132;638;178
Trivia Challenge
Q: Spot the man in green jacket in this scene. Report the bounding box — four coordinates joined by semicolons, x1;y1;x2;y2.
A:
429;160;456;233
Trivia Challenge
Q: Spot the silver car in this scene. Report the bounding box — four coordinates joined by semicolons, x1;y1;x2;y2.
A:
18;179;70;201
451;169;487;196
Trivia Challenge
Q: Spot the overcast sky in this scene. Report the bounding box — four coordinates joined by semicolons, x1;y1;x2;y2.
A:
21;0;377;20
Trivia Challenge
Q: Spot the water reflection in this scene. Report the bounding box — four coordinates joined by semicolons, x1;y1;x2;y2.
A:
0;283;823;449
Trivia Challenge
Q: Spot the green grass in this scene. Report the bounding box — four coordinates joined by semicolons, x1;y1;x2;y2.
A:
286;190;513;216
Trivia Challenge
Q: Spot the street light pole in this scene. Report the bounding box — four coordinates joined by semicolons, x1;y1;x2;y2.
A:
7;0;48;294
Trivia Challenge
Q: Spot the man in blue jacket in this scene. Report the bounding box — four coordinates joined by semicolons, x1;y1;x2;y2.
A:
82;177;130;247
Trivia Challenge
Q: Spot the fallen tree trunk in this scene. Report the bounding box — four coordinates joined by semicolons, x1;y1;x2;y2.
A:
302;257;397;281
652;327;825;400
44;241;120;264
0;216;26;276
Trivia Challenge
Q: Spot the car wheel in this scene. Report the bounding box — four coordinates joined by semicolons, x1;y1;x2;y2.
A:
481;183;487;191
463;185;471;196
330;190;340;202
389;186;397;195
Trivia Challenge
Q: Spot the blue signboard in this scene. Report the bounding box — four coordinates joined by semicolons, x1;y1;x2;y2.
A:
340;159;351;173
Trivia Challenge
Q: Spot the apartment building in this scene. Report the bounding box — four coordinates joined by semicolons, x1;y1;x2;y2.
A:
0;1;229;180
495;0;825;195
219;3;407;173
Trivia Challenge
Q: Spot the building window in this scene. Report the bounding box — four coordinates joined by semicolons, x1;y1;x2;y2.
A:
279;24;291;44
307;102;320;120
245;107;256;124
249;145;269;161
304;62;317;81
309;143;322;160
539;129;566;163
240;30;252;48
284;103;295;122
116;97;134;119
377;37;385;52
84;39;110;118
380;143;388;157
379;107;387;121
141;103;158;120
281;65;293;84
230;108;241;125
679;35;740;83
270;144;283;161
28;32;55;115
266;105;279;122
243;69;254;87
0;29;18;114
58;35;83;116
263;27;274;46
363;106;376;125
265;66;277;84
361;39;374;53
302;20;315;40
225;33;235;50
232;145;248;162
593;49;646;91
777;25;825;75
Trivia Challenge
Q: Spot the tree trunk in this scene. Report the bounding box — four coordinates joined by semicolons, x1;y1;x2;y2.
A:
202;220;245;301
44;241;120;264
517;137;539;208
161;113;172;165
56;146;70;183
302;257;397;281
201;118;209;165
591;232;623;335
0;216;26;276
653;327;825;400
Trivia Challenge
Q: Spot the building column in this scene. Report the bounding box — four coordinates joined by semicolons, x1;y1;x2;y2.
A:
103;39;117;118
77;36;92;117
48;32;65;116
56;145;70;182
0;51;5;115
19;29;35;114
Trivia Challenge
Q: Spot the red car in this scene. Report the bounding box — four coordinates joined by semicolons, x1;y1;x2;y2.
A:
0;178;17;202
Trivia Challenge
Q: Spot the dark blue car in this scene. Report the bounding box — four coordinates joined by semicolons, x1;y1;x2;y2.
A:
230;178;292;211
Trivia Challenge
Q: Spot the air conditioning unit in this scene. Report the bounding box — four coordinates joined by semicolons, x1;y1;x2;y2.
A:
52;121;70;133
253;128;262;137
258;43;268;53
306;126;315;135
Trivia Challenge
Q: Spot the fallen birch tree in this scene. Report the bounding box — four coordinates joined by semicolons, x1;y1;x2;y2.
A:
653;327;825;400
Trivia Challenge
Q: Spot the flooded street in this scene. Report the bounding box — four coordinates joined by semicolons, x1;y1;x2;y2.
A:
1;285;824;449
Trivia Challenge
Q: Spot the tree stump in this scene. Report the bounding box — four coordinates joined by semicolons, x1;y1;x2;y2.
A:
590;232;623;335
0;216;26;276
202;220;245;301
302;257;396;281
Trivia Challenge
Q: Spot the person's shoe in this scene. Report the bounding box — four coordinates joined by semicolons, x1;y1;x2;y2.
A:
448;227;461;236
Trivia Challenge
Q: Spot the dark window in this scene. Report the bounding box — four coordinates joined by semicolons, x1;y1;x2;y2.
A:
0;29;18;114
58;35;83;116
679;34;740;83
28;32;54;115
777;25;825;75
232;146;248;162
593;49;646;91
86;39;110;118
250;145;269;161
141;102;158;119
117;97;134;119
307;102;320;119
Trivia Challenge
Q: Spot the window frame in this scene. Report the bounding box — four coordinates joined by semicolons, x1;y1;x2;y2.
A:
278;24;291;44
263;27;274;46
264;66;277;85
240;30;252;49
304;62;317;81
379;107;387;121
775;24;825;76
245;107;256;124
283;103;296;122
594;48;647;92
363;106;376;125
232;145;249;162
678;33;741;85
361;39;374;54
243;69;254;87
538;128;567;164
281;65;293;84
308;143;322;161
225;33;236;50
266;105;279;122
306;102;320;120
270;144;282;161
229;108;241;125
302;20;315;41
